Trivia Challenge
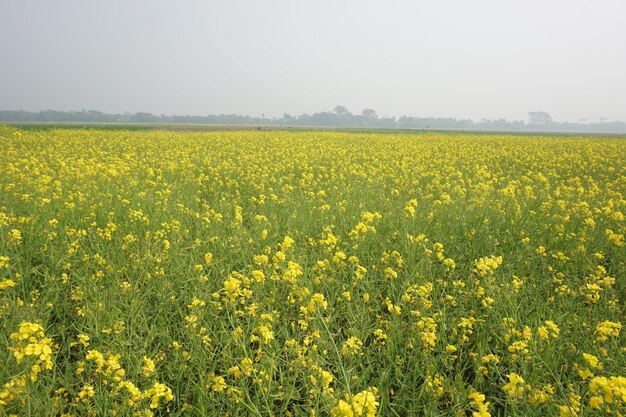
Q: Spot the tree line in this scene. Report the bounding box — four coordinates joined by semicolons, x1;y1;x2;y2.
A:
1;107;625;133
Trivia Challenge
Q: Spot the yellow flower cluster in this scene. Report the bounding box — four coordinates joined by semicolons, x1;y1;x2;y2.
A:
468;391;491;417
595;321;622;342
588;376;626;411
1;322;54;407
473;255;503;276
9;322;54;379
502;373;527;399
331;387;379;417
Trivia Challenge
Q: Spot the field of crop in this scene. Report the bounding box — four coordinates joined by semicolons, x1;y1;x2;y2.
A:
0;126;625;416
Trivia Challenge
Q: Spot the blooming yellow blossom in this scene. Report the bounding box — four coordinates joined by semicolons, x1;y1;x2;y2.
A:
502;373;526;399
331;387;378;417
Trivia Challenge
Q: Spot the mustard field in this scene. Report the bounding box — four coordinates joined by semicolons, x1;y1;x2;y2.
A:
0;126;625;416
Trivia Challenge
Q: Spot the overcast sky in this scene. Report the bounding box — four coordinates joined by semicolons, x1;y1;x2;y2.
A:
1;0;625;122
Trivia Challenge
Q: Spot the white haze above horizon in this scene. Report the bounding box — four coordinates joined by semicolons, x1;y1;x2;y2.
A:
1;0;626;122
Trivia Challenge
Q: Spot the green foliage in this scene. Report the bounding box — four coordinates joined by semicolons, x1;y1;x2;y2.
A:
0;127;625;416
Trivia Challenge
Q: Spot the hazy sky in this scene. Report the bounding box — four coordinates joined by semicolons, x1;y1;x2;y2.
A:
2;0;626;122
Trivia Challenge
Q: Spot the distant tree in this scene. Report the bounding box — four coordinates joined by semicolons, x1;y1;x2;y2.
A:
528;111;552;125
361;109;377;118
334;105;349;115
131;112;159;123
3;107;626;133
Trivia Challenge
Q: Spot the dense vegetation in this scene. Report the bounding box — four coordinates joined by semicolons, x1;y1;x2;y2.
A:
3;108;626;133
1;126;624;416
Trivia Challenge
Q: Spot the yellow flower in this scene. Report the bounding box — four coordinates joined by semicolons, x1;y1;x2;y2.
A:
473;255;503;276
223;276;241;299
0;278;16;290
143;356;156;377
342;336;363;357
605;229;625;247
144;381;174;409
468;391;491;417
331;387;378;417
208;373;227;392
595;321;621;342
502;373;526;399
77;333;90;347
9;322;54;380
9;229;22;244
582;353;602;369
0;255;10;269
589;375;626;407
545;321;560;338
